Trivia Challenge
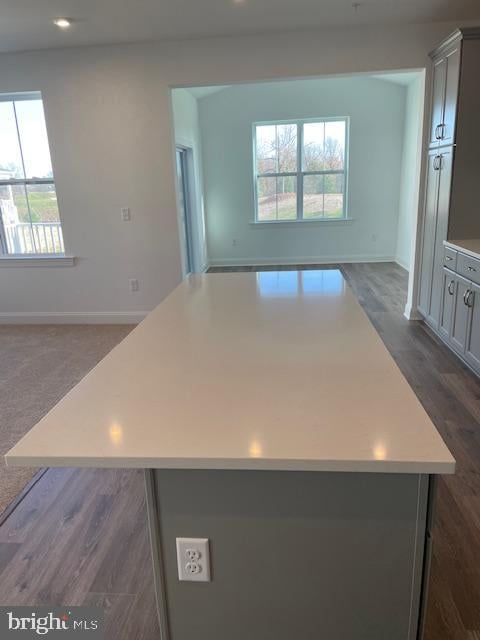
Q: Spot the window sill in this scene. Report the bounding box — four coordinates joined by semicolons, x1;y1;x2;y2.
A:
0;255;75;267
250;217;354;227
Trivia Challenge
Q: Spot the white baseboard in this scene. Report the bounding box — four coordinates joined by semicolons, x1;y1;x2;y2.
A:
395;257;410;271
403;304;423;321
0;311;148;325
208;255;396;267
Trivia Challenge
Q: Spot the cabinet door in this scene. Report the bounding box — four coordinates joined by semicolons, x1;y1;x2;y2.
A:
439;268;456;339
418;151;440;317
465;282;480;372
441;45;461;146
429;57;447;147
427;148;453;328
451;274;470;354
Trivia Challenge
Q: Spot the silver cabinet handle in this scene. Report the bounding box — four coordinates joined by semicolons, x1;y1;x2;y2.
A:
467;290;475;308
440;123;446;139
435;124;441;139
448;280;455;295
464;288;471;305
467;265;477;272
433;154;443;170
445;255;453;261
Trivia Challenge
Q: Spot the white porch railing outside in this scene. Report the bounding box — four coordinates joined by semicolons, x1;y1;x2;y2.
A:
4;222;64;255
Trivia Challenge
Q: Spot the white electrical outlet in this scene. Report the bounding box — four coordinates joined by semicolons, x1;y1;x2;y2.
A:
176;538;210;582
121;207;131;222
129;278;139;292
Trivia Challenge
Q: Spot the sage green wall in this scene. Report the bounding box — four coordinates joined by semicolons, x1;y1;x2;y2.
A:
198;76;408;266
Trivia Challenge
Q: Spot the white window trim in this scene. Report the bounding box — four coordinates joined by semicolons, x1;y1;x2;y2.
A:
252;117;350;224
0;255;75;267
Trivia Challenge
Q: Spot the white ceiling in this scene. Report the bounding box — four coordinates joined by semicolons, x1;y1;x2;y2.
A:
187;86;232;99
181;71;420;101
371;71;421;86
1;0;479;54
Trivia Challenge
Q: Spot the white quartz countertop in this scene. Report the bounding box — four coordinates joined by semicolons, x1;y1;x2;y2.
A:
6;271;455;474
445;239;480;259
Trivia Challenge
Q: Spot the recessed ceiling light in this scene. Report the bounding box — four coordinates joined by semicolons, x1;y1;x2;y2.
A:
53;18;72;29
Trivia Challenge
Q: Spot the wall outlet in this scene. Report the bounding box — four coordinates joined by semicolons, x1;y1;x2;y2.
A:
129;278;139;292
232;239;238;247
176;538;210;582
121;207;131;222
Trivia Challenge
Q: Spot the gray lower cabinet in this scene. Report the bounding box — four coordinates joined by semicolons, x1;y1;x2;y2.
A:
418;149;453;327
465;282;480;370
429;149;453;327
450;273;470;354
439;268;456;339
440;265;480;373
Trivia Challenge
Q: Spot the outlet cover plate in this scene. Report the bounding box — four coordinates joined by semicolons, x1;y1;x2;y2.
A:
176;537;210;582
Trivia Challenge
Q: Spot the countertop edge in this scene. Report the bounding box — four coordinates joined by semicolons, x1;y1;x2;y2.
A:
4;454;456;475
444;239;480;260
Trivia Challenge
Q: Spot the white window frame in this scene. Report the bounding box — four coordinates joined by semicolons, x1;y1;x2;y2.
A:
0;91;65;258
252;117;350;224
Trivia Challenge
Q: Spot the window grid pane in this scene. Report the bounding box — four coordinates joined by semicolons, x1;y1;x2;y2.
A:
254;119;347;222
257;176;297;221
302;172;345;219
0;95;63;255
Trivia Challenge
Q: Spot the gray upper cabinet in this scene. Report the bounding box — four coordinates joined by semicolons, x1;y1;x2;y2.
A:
442;45;461;146
428;41;461;148
429;57;447;147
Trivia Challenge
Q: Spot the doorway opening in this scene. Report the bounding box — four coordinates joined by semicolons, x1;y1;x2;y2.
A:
176;146;195;276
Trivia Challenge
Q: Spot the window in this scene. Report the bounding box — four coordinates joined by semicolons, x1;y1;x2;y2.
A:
0;93;64;255
254;118;348;222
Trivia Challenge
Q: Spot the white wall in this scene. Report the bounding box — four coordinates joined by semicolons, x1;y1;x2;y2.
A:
199;76;406;265
0;19;473;321
171;88;207;274
396;75;424;271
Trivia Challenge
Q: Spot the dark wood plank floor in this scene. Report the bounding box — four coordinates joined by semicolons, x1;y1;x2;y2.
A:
1;262;480;639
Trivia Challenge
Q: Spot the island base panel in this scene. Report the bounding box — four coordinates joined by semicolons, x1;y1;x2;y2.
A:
145;469;432;640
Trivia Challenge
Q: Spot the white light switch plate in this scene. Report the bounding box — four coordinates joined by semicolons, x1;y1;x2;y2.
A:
176;537;210;582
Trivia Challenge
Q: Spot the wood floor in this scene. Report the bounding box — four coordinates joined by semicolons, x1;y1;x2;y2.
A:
1;262;480;639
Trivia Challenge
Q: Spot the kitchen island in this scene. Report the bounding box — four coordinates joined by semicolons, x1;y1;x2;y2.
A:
6;270;454;640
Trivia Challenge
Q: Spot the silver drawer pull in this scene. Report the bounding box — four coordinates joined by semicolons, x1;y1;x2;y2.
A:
467;290;475;308
467;266;477;272
464;289;471;305
445;255;453;261
448;280;455;295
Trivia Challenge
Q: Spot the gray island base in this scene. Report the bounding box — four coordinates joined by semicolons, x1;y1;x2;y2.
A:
145;469;434;640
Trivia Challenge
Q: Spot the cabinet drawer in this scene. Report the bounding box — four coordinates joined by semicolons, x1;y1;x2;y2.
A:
443;247;457;269
457;252;480;285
